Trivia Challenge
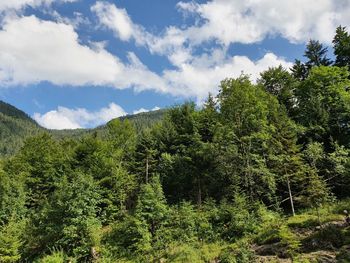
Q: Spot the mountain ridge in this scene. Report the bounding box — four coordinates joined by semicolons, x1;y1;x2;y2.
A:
0;100;166;156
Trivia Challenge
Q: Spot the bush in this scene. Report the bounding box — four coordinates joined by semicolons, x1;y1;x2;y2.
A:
336;247;350;263
279;225;300;258
35;250;70;263
0;219;25;263
104;215;151;256
303;224;344;250
218;240;255;263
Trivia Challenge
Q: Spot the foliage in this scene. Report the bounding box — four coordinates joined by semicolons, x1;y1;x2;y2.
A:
1;27;350;261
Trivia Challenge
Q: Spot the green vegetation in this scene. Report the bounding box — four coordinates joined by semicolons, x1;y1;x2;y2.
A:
1;27;350;262
0;103;166;156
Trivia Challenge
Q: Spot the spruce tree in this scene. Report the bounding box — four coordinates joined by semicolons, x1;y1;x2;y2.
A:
333;26;350;68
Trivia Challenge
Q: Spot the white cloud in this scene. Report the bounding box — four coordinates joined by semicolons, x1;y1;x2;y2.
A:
133;106;160;115
93;1;350;102
93;0;350;52
177;0;350;45
0;15;122;86
0;15;167;93
91;1;135;41
91;1;156;48
162;52;293;102
0;0;75;12
33;103;127;129
1;2;321;103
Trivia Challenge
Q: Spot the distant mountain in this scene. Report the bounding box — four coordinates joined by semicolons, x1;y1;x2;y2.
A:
0;101;43;156
0;101;166;156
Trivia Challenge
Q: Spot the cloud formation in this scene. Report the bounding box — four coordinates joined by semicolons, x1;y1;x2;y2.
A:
3;1;348;105
33;103;127;129
0;0;75;12
177;0;350;45
0;15;166;91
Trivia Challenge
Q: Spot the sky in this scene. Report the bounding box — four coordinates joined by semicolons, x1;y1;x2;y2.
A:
0;0;349;129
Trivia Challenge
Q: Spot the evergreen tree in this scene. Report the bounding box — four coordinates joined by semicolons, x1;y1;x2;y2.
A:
291;59;308;81
333;26;350;68
295;66;350;147
0;219;25;263
29;172;101;259
135;176;169;239
304;40;332;67
0;160;27;224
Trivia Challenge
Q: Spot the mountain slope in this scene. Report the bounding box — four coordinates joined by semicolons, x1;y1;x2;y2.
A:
0;101;43;156
0;101;166;156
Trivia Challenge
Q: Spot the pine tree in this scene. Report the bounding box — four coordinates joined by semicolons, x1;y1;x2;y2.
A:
333;26;350;68
135;176;169;238
291;59;308;81
304;40;332;67
30;172;101;259
0;219;25;263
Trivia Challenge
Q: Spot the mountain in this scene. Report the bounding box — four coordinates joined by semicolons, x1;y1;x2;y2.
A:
0;101;166;156
0;101;43;156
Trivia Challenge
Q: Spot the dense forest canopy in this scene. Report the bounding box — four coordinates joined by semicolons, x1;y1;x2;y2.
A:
0;104;166;157
2;26;350;262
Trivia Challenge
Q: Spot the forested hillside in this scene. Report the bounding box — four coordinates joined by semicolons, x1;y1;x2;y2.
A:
0;104;166;156
2;27;350;262
0;101;42;156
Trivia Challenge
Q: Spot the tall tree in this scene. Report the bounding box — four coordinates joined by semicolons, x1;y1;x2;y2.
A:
333;26;350;68
217;76;279;203
304;40;332;68
291;40;332;81
258;65;296;115
295;66;350;147
135;176;169;239
29;172;101;260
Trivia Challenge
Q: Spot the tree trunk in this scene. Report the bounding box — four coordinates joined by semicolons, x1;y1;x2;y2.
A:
316;206;322;227
197;177;202;207
286;175;295;216
146;156;149;184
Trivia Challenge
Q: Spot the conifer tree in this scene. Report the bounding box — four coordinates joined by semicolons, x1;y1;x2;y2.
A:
333;26;350;68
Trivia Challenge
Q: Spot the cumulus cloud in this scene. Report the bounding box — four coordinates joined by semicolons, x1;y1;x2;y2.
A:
1;1;325;102
93;0;350;52
176;0;350;45
163;52;293;101
33;103;127;129
89;0;350;102
0;0;75;12
0;15;166;92
0;16;122;86
0;14;293;101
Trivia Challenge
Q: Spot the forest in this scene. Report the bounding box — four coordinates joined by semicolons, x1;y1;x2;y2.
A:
1;26;350;262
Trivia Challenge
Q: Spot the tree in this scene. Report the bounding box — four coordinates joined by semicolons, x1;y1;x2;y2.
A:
304;40;332;68
135;175;169;248
0;219;25;263
295;66;350;147
0;160;27;224
134;128;158;184
291;59;308;81
291;40;332;81
258;65;296;114
325;143;350;198
217;76;280;203
29;172;101;259
333;26;350;68
303;142;331;225
17;133;70;211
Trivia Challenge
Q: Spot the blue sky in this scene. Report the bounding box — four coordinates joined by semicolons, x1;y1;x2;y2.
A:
0;0;348;129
